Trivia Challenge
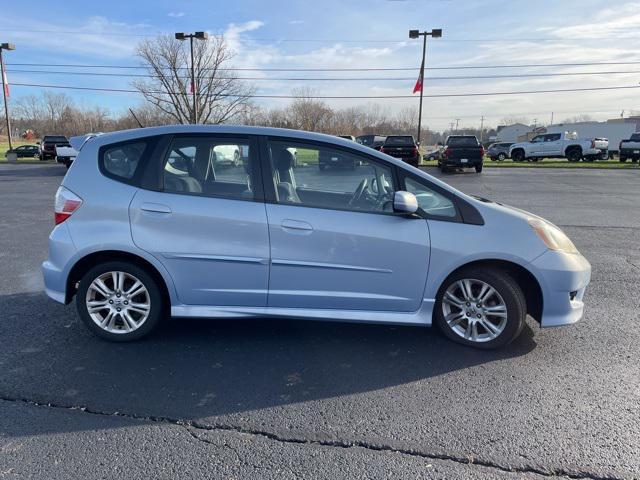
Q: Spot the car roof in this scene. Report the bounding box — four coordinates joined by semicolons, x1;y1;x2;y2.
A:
90;125;386;156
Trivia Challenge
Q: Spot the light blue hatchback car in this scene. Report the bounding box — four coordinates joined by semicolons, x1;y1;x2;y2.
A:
42;125;591;349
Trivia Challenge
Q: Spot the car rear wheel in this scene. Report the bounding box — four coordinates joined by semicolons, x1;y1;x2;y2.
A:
497;153;506;161
76;261;164;342
475;164;483;173
434;267;526;349
619;157;627;163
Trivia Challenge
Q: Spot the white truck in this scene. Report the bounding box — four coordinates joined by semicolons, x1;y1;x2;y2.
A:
509;132;604;162
55;133;103;169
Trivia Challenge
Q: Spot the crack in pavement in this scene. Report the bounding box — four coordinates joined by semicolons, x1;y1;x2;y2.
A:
0;395;624;480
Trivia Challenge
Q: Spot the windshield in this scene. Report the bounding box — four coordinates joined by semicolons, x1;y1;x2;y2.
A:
44;136;68;143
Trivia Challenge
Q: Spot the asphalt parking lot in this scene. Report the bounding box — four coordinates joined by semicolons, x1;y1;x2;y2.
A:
1;163;639;479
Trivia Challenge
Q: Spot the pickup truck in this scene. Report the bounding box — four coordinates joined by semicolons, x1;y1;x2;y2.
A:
54;133;103;169
380;135;420;166
618;133;640;162
438;135;484;173
509;132;601;162
40;135;71;161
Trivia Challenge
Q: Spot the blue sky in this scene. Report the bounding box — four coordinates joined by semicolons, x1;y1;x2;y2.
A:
2;0;640;130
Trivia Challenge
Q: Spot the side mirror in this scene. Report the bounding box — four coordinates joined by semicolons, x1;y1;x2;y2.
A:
393;191;418;214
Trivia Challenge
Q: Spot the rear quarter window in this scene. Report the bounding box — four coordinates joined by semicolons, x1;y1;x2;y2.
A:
99;140;149;183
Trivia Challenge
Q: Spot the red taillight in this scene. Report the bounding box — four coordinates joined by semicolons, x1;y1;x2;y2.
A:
380;147;386;153
590;140;595;149
54;186;82;225
443;147;452;158
480;145;485;156
412;146;418;156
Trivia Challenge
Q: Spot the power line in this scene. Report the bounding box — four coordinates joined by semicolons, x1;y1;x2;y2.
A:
0;27;637;44
7;60;640;72
11;81;640;99
7;68;640;81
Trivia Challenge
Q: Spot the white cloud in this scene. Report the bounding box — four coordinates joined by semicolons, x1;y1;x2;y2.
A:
168;11;185;18
289;20;304;25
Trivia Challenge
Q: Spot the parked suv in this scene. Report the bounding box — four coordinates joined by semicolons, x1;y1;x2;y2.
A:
380;135;420;166
486;142;513;161
43;125;590;349
439;135;484;173
40;135;71;161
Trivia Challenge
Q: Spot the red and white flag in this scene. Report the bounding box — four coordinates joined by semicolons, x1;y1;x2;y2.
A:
1;61;8;97
189;80;194;94
412;59;424;94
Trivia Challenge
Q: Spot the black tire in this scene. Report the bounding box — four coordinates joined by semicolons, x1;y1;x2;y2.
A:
76;261;165;342
566;148;582;162
475;164;483;173
619;157;627;163
319;163;326;170
511;149;525;162
497;153;506;161
434;267;526;349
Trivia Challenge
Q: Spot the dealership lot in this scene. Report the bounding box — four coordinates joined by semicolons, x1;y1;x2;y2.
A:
1;163;639;479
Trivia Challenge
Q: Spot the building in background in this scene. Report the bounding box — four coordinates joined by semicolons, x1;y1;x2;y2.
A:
495;123;534;143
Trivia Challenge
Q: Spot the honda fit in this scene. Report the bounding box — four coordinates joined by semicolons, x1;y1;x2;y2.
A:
42;125;591;349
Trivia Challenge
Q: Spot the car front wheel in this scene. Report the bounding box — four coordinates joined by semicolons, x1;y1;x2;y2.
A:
76;261;164;342
434;267;526;349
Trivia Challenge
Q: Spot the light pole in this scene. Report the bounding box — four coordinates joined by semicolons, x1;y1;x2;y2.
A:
0;43;15;151
175;31;209;124
409;28;442;146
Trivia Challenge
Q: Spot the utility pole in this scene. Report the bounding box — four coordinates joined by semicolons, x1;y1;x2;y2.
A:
449;121;455;134
479;115;485;142
409;28;442;145
550;111;554;125
455;118;460;133
175;31;209;124
0;43;15;151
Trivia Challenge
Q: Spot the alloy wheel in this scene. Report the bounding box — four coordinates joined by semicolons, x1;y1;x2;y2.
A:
441;278;508;343
85;271;151;334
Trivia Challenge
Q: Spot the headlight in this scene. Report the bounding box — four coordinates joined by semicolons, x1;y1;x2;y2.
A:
528;218;578;254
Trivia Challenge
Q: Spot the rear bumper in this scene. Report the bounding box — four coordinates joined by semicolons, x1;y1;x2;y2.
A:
42;223;77;304
441;158;483;166
620;149;640;158
528;250;591;328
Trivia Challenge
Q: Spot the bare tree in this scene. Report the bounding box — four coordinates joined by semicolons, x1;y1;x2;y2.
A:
288;88;334;132
133;35;254;124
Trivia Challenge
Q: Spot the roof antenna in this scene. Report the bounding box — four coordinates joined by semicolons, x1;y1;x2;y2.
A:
129;108;145;128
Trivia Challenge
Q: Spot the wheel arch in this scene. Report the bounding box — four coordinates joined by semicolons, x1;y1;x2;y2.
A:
65;250;173;308
436;259;543;323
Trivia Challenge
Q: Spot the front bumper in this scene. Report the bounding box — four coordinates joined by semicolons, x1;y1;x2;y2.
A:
528;250;591;327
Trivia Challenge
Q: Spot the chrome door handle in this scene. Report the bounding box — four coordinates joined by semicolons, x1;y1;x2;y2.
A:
140;203;172;214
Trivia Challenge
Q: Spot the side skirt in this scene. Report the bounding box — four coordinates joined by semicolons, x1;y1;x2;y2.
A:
171;299;435;327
